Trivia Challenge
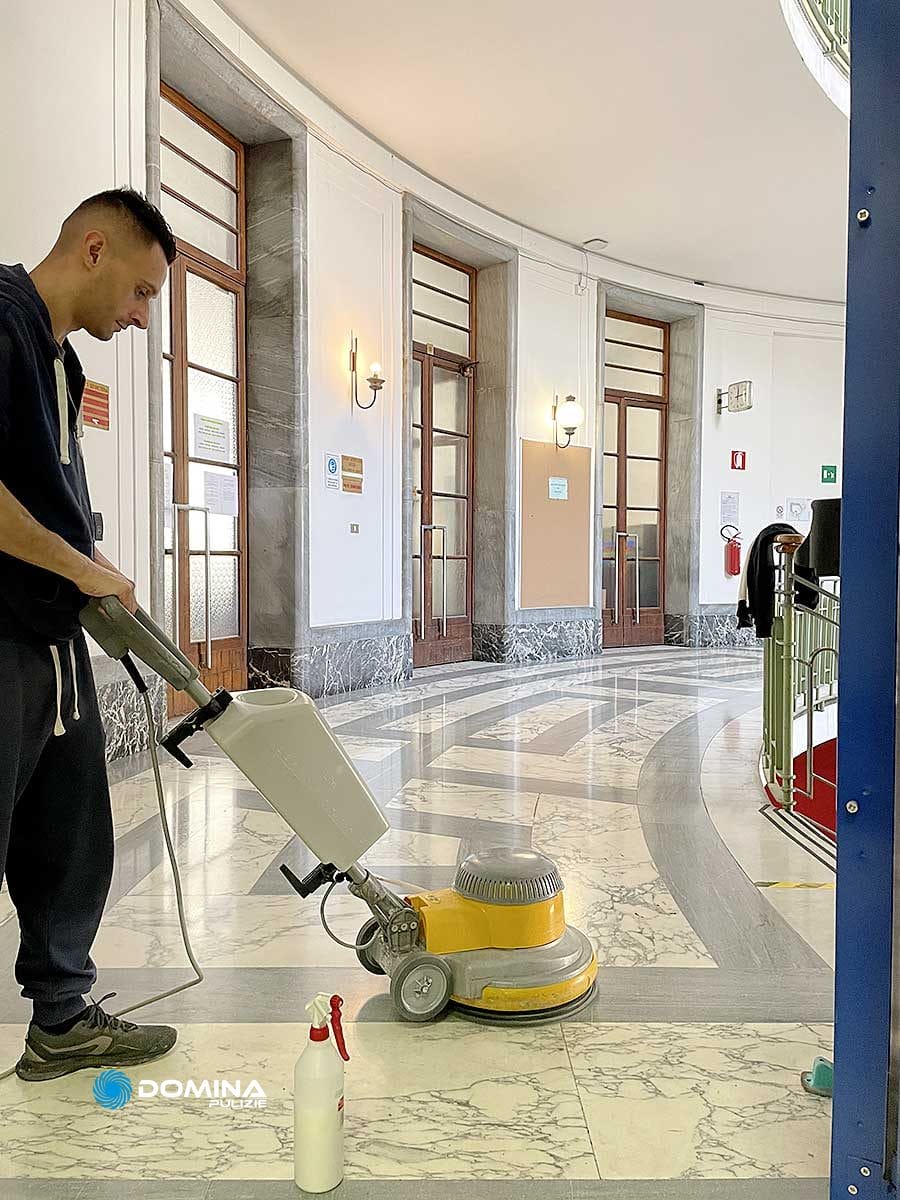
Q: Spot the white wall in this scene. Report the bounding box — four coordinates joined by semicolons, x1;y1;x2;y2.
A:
307;138;403;628
515;259;597;607
700;309;844;604
0;0;151;645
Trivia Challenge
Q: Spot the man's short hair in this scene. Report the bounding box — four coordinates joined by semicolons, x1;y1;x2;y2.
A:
66;187;177;265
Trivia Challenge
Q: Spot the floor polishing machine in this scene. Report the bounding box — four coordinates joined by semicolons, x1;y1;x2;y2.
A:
82;597;598;1024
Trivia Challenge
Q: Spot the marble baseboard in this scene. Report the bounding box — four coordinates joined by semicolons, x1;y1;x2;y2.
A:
665;613;760;649
249;635;413;698
97;676;166;763
474;620;602;664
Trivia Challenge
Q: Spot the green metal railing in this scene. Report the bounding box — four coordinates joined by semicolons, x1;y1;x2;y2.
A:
761;536;839;811
799;0;850;75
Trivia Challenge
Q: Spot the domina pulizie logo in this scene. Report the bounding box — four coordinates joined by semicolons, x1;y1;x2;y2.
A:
92;1069;267;1110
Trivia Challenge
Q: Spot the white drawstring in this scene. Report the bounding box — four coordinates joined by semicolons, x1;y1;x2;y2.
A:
48;645;65;736
68;640;80;721
54;357;70;465
48;642;79;735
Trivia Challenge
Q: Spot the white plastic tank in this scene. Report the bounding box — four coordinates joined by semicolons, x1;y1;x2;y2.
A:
205;688;388;869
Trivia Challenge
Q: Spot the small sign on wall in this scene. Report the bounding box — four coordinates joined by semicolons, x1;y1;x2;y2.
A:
821;464;838;484
342;475;363;494
324;452;340;491
730;450;747;471
548;476;569;501
82;380;110;430
786;496;812;523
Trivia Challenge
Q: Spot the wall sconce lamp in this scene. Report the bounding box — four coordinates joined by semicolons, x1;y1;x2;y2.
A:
716;380;753;415
350;330;386;410
552;393;584;449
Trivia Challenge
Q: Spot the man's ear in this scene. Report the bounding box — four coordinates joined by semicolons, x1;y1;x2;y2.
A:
82;229;107;269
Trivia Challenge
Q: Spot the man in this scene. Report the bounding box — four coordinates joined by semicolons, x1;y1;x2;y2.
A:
0;188;178;1081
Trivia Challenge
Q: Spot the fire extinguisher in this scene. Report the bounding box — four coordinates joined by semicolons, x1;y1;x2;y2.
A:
721;525;742;577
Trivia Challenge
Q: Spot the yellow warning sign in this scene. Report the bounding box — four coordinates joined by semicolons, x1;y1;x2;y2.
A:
342;475;363;494
342;454;363;476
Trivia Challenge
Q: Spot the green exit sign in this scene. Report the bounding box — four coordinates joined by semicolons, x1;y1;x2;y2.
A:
821;464;837;485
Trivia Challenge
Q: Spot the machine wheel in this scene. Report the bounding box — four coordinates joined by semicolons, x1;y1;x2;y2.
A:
355;918;386;976
390;953;452;1022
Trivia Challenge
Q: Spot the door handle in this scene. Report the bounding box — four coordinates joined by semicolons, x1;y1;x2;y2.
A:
614;532;628;625
419;523;448;637
632;533;640;625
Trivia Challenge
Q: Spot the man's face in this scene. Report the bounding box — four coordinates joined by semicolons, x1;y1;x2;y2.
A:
79;229;169;341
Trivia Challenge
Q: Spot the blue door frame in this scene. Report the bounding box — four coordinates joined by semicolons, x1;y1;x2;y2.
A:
832;2;900;1196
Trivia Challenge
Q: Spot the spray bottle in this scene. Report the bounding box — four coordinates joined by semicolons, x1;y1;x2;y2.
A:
294;993;350;1193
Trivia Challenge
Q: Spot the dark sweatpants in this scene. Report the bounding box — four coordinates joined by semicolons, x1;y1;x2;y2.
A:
0;633;113;1026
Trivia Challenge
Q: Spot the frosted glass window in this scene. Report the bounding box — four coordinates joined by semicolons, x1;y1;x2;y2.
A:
627;407;661;457
433;433;467;494
161;143;236;226
605;366;663;396
627;509;659;558
186;274;237;374
412;358;422;424
163;456;174;552
606;342;663;374
413;252;469;299
413;314;469;356
162;359;173;453
432;497;467;557
161;191;237;267
604;402;618;453
413;426;422;491
432;558;466;618
161;98;236;183
159;275;171;354
413;283;469;330
413;495;421;546
603;455;617;505
187;369;238;463
605;316;663;349
164;553;174;637
190;554;239;641
433;367;468;433
627;458;660;508
188;462;238;550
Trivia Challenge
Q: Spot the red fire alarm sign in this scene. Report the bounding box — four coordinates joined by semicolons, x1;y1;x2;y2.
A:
730;450;746;471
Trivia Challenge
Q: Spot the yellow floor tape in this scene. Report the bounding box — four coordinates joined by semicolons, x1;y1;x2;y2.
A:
755;881;835;889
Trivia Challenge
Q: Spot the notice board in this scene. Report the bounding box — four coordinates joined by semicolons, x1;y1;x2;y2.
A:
519;438;592;608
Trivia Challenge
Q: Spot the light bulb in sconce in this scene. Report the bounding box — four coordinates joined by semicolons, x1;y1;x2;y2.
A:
552;394;584;448
369;362;382;378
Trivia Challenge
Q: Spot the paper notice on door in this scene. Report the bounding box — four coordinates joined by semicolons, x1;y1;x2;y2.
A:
194;413;231;460
204;470;238;517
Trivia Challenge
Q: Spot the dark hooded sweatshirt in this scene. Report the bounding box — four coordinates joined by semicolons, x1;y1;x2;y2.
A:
0;263;94;643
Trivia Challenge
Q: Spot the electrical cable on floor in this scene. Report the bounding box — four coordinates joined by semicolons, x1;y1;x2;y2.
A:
0;668;408;1082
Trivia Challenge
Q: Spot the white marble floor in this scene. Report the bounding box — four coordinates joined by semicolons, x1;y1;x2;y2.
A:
0;647;833;1189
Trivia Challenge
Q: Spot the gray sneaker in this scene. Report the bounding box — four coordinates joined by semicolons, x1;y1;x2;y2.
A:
16;992;177;1082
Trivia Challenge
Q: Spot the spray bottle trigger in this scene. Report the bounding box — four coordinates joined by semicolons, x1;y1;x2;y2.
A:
330;994;349;1062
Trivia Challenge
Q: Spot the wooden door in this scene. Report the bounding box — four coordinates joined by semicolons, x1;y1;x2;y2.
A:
160;85;248;713
412;348;475;666
601;313;669;647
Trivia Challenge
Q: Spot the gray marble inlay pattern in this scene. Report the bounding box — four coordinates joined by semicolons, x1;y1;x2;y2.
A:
249;635;413;698
665;613;761;649
474;619;602;663
97;676;165;762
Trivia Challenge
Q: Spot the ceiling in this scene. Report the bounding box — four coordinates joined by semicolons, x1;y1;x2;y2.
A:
219;0;849;301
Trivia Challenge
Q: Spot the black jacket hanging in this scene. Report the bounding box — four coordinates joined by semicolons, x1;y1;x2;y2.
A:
736;522;818;639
